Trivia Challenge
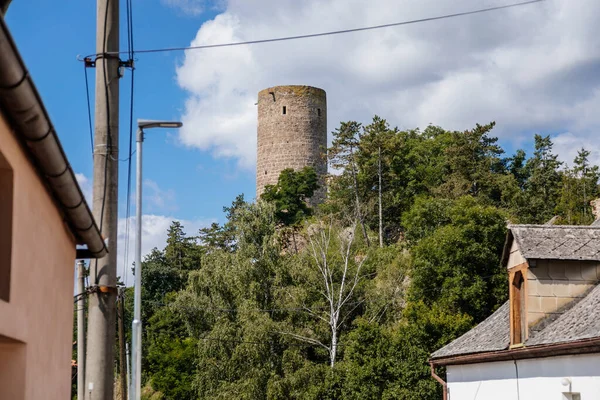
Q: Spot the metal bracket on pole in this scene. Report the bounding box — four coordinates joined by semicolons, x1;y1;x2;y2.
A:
84;57;96;68
119;59;134;69
82;56;134;70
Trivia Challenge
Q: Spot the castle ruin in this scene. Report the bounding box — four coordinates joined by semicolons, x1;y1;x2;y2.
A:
256;85;327;204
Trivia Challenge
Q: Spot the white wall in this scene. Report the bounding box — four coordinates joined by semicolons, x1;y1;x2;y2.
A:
446;353;600;400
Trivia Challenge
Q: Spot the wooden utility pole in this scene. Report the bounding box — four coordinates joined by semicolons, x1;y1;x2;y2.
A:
85;0;119;397
77;260;86;400
118;291;128;400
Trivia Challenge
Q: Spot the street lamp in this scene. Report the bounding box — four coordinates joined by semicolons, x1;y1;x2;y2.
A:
131;119;182;400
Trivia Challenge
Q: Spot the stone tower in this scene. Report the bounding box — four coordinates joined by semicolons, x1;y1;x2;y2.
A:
256;85;327;204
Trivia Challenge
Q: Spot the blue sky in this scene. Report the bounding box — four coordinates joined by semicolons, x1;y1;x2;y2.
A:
6;0;600;283
6;0;252;226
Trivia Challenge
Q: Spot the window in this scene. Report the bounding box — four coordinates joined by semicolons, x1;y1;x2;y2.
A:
317;108;321;116
0;151;13;302
510;271;525;345
282;106;286;115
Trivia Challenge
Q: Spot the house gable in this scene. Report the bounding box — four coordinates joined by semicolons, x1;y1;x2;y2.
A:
432;224;600;364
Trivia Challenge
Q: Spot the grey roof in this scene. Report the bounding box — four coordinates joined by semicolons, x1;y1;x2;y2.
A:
430;302;509;359
509;225;600;261
433;224;600;361
431;283;600;360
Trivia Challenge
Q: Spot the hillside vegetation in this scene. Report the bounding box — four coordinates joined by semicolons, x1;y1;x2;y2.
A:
126;119;599;400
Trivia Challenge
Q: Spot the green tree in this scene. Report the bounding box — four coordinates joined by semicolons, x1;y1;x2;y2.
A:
521;135;563;223
145;297;197;400
133;118;600;400
358;116;398;247
283;220;369;368
409;197;508;321
574;148;600;223
174;201;284;399
508;149;529;189
261;167;319;227
329;121;370;245
437;122;506;203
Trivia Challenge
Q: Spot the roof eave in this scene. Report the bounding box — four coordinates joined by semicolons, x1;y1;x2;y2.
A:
0;16;107;258
500;228;516;268
430;337;600;367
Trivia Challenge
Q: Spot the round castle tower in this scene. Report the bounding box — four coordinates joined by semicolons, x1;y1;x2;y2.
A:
256;85;327;204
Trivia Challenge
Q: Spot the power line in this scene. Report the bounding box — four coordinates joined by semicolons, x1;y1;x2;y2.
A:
122;71;134;287
97;0;111;234
122;0;135;287
86;0;545;57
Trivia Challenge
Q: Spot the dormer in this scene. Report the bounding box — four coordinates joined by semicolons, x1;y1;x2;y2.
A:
501;225;600;346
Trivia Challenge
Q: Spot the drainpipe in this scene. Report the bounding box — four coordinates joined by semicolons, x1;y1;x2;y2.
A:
431;363;448;400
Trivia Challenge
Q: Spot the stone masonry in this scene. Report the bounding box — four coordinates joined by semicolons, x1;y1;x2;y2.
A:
527;259;600;328
256;85;327;205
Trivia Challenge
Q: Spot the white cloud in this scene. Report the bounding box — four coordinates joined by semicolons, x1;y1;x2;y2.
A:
116;214;212;286
162;0;222;16
74;173;212;286
553;132;600;168
175;0;600;168
144;179;177;212
75;173;93;206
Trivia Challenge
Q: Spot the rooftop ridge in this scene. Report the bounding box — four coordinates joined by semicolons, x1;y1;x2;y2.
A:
509;224;600;229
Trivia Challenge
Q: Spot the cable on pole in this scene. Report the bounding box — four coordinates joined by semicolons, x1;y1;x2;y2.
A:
83;63;94;158
122;0;135;287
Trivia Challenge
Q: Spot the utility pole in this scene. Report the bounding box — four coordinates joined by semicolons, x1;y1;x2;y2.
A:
118;290;127;400
85;0;119;397
77;260;86;400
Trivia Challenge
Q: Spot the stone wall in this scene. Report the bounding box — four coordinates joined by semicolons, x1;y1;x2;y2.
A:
527;259;600;328
256;85;327;205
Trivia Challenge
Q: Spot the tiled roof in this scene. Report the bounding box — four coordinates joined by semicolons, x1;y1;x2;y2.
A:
431;266;600;359
431;269;600;360
430;302;509;359
432;224;600;361
510;225;600;261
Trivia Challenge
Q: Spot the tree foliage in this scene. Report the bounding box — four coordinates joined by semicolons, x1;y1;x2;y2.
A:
111;118;600;400
261;167;319;227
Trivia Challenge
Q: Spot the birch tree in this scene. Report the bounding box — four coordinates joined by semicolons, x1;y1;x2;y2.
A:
282;219;367;367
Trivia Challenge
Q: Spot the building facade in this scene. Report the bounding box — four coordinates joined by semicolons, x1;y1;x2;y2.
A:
0;16;106;400
256;85;327;204
446;353;597;399
430;224;600;400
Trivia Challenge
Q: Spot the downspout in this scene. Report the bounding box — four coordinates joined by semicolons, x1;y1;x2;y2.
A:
430;363;448;400
513;359;521;400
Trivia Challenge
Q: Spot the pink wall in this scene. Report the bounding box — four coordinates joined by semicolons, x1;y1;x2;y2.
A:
0;115;77;400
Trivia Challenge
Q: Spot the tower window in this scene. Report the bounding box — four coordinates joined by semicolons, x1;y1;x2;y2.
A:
265;171;267;175
318;108;321;116
282;106;286;115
